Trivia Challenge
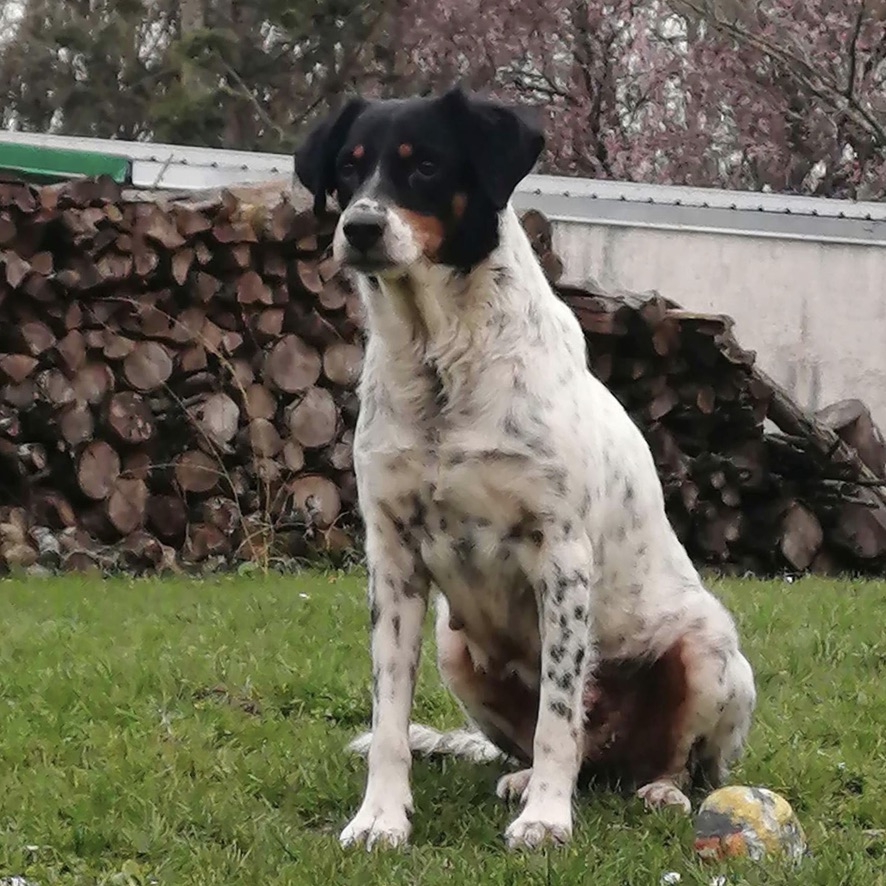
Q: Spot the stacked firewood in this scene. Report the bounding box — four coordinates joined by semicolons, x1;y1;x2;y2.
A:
0;174;363;573
1;176;884;575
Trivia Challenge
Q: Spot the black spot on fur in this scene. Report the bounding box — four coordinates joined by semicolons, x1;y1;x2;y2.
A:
574;605;586;620
544;466;568;495
549;699;570;719
492;266;510;287
573;647;585;675
556;671;574;692
454;535;475;563
370;600;380;628
503;413;522;437
550;644;566;664
392;614;401;642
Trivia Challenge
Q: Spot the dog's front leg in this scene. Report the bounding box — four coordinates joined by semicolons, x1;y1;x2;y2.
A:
340;519;429;850
505;535;594;850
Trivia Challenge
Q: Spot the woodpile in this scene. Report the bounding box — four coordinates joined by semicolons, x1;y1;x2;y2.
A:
1;176;884;575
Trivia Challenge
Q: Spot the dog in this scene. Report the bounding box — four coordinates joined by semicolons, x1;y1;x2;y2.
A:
294;86;756;851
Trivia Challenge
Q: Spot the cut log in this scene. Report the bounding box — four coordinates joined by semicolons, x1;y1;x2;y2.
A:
77;440;122;501
779;501;823;571
282;440;305;472
201;496;241;535
242;418;283;458
243;384;277;420
183;523;231;562
264;335;321;393
72;362;115;404
831;502;886;560
59;402;95;447
0;354;39;384
107;477;148;535
288;474;341;529
106;392;155;444
146;494;188;542
285;387;339;448
816;399;886;478
188;392;240;449
174;450;219;494
322;342;363;388
123;341;174;391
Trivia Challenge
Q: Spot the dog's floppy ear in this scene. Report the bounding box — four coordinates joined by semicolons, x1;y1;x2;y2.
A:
440;86;544;210
294;97;367;215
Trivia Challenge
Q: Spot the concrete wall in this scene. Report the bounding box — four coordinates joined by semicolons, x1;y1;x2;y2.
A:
553;221;886;429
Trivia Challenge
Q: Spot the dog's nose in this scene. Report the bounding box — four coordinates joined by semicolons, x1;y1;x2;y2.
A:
343;209;386;252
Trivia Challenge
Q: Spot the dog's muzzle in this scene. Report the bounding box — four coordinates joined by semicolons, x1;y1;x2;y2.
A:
340;205;389;270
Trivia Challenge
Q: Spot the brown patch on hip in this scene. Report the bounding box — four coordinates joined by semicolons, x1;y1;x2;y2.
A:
438;628;692;785
581;639;690;785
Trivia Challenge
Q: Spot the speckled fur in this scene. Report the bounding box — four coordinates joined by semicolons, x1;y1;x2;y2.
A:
339;205;756;851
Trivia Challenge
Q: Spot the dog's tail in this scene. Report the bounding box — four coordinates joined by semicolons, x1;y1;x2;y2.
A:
346;723;505;764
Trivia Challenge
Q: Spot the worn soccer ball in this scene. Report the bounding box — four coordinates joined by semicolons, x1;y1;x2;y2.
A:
693;786;807;862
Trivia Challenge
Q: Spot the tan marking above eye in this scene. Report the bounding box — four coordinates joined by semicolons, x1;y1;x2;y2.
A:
352;144;365;159
452;192;468;219
398;143;413;159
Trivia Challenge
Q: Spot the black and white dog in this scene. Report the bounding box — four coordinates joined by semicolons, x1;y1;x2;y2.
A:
294;87;756;851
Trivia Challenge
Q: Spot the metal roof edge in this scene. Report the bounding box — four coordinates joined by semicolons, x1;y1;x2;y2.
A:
2;130;884;240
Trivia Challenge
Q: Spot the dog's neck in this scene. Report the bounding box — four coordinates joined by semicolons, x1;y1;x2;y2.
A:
352;204;566;433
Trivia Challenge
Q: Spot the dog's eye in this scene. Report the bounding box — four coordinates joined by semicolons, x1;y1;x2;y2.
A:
416;159;438;178
339;161;357;178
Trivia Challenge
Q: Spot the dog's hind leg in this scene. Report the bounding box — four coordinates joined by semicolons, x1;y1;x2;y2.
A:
636;608;756;814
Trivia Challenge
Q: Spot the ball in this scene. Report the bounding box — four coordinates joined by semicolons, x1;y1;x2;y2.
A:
693;786;807;862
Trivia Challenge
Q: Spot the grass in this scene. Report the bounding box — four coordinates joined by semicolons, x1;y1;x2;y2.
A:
0;572;884;885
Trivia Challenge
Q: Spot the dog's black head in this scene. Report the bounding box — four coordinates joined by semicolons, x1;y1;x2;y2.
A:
294;87;544;274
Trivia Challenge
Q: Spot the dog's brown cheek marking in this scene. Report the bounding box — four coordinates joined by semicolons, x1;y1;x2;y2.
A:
452;192;467;219
580;639;690;786
393;208;445;259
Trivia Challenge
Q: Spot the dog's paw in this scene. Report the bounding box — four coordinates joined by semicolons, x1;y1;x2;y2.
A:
496;768;533;804
505;808;572;850
637;780;692;814
339;805;411;850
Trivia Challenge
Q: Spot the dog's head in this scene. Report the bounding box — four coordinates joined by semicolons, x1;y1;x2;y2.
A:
294;87;544;275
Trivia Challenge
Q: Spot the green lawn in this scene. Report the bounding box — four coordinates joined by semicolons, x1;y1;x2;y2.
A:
0;572;883;885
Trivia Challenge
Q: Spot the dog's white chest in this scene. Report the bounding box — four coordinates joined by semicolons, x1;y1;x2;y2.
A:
415;454;545;677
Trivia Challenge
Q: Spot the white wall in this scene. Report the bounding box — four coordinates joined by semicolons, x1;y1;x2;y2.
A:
553;221;886;430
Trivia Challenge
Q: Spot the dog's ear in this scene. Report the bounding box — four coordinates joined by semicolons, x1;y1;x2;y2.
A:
440;86;544;210
294;97;367;216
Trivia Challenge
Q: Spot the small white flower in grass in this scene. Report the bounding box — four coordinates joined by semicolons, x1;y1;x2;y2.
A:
660;873;681;885
299;593;310;599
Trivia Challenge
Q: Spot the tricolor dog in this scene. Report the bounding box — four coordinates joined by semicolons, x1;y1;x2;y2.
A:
294;86;756;851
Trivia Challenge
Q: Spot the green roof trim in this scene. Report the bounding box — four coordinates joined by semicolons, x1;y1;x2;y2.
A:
0;142;130;184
